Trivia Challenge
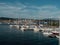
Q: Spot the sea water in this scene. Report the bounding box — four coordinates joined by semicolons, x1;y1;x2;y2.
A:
0;25;59;45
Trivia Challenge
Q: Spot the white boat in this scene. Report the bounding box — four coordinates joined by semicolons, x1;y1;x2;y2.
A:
29;25;39;32
52;30;59;36
56;35;60;39
20;25;25;30
20;25;40;32
40;27;53;36
33;26;39;32
20;25;29;31
10;25;19;29
43;32;52;36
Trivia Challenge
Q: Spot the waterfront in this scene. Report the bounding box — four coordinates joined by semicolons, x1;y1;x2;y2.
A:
0;25;59;45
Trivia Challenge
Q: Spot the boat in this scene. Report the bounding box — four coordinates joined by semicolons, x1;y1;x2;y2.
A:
42;28;52;36
20;25;39;32
56;35;60;39
33;26;39;32
43;32;52;36
20;25;29;31
10;25;19;29
52;31;59;36
28;25;39;32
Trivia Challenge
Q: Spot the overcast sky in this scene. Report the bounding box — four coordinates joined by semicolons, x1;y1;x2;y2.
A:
0;0;60;19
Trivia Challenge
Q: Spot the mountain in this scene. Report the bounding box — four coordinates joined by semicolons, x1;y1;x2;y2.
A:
0;17;17;20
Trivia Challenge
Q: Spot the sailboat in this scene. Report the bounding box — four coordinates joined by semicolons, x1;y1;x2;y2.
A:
10;19;20;29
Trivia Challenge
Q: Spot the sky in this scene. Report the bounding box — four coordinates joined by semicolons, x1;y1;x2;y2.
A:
0;0;60;19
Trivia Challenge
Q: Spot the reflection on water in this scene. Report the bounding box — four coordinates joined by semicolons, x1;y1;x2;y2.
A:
0;25;59;45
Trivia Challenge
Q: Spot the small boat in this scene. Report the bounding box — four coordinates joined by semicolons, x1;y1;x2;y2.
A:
52;31;59;36
43;32;52;36
51;30;59;38
10;25;19;29
20;25;29;31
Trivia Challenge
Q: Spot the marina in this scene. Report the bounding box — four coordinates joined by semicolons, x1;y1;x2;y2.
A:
0;20;59;38
0;17;59;45
9;23;59;38
0;17;59;38
0;25;59;45
0;0;60;45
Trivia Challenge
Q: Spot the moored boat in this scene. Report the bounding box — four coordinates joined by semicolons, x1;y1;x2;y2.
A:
43;32;52;36
52;31;59;36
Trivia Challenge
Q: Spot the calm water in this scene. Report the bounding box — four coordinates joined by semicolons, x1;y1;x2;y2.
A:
0;25;59;45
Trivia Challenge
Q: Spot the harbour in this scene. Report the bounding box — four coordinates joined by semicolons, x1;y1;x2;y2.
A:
0;25;59;45
0;17;59;38
0;0;60;45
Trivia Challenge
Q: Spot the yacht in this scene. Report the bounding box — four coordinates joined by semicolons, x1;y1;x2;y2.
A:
10;25;19;29
20;25;40;32
42;28;53;36
52;30;59;36
20;25;29;31
43;31;52;36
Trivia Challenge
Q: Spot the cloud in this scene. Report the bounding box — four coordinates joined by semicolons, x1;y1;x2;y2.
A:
0;2;60;19
37;5;60;18
0;2;38;18
0;3;26;18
